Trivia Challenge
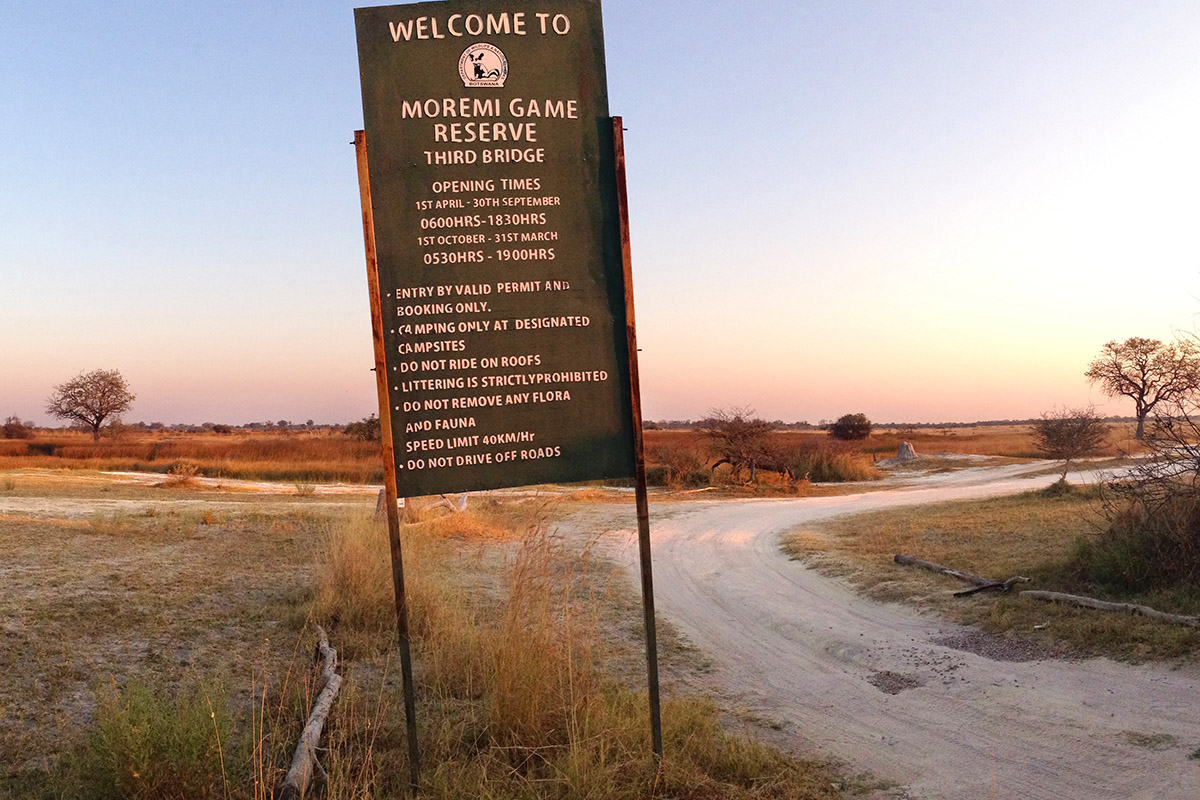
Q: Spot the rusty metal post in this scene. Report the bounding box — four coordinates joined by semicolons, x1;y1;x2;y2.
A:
354;130;421;793
612;117;664;759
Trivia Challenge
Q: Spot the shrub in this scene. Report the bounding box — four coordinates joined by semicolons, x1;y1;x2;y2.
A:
2;415;33;439
103;419;131;440
159;459;201;488
645;465;670;486
784;439;878;483
1074;491;1200;592
71;678;234;799
828;413;872;440
1040;477;1075;498
1074;380;1200;593
344;413;381;442
646;439;709;488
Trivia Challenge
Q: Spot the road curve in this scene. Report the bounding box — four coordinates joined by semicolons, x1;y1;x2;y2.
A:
602;465;1200;800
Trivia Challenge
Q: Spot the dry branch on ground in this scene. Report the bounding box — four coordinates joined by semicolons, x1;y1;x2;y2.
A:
893;554;1028;596
1021;591;1200;629
893;553;990;586
279;625;342;800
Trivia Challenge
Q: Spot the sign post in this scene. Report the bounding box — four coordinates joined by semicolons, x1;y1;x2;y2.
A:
354;0;662;778
353;130;423;791
611;116;663;758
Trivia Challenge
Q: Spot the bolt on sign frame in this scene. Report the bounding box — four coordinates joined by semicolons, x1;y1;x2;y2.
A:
353;0;661;790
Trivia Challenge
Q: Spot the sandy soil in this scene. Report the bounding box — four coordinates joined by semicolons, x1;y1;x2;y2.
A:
591;463;1200;799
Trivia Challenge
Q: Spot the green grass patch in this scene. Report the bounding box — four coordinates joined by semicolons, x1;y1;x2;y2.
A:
68;679;236;799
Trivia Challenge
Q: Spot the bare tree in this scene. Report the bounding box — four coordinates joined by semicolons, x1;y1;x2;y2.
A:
1031;405;1109;480
45;369;135;441
696;406;775;483
1085;337;1200;440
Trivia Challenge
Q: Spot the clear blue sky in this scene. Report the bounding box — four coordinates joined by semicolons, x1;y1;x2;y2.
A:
4;1;1200;425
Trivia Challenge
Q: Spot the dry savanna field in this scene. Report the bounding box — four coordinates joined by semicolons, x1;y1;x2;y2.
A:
0;461;849;798
0;421;1140;488
0;420;1176;798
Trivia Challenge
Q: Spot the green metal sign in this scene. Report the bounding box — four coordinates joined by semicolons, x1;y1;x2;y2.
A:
355;0;635;496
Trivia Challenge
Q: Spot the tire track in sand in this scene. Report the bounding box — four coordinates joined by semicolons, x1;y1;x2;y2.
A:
600;465;1200;799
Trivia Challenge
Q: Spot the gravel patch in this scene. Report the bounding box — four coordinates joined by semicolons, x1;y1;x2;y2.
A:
867;670;924;694
933;630;1076;663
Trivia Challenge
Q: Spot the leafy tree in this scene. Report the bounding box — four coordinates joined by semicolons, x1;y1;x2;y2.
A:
45;369;135;441
828;413;872;440
1085;337;1200;440
1031;406;1109;480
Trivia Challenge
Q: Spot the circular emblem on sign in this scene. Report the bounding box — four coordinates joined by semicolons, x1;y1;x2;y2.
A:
459;43;508;88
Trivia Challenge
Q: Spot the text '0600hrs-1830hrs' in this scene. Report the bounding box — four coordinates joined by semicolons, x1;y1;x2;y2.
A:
355;0;635;497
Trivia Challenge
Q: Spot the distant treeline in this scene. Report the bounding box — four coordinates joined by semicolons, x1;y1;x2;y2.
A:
24;420;347;435
20;415;1138;436
646;416;1137;431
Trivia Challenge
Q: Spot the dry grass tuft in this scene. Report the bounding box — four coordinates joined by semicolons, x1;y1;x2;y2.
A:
313;508;844;798
158;459;202;489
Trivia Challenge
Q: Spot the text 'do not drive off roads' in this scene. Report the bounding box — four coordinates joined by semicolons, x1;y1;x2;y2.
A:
356;0;635;496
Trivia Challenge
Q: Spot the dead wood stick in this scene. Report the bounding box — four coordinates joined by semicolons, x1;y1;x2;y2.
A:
953;576;1031;597
1020;591;1200;629
278;625;342;800
893;554;991;587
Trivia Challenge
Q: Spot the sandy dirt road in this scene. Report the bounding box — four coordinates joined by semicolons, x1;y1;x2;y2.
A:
596;464;1200;799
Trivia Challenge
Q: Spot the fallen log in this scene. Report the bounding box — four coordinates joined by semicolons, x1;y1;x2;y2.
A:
278;625;343;800
953;576;1031;597
893;554;990;587
1020;590;1200;629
